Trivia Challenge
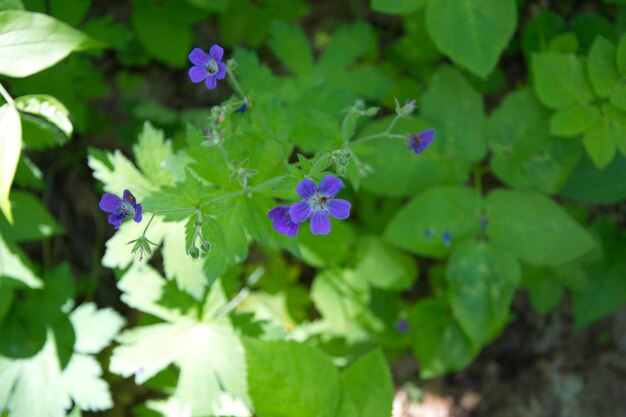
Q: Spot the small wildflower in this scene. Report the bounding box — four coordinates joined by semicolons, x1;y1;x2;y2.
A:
408;128;435;155
395;319;409;333
99;189;142;230
289;175;351;235
268;205;300;237
396;97;417;117
443;231;452;247
188;44;227;90
235;98;248;113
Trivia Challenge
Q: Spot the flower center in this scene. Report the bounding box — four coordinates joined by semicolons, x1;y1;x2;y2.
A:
205;59;218;75
309;193;329;211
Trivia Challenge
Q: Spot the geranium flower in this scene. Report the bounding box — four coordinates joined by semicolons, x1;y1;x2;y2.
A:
99;189;142;230
288;175;351;235
409;128;435;154
188;44;227;90
267;206;299;237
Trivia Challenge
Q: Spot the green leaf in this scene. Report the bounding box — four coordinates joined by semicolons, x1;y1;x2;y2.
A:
88;148;156;201
385;186;482;258
485;189;596;266
354;237;417;290
569;12;618;53
0;191;63;242
268;20;313;77
583;118;617;168
617;34;626;76
0;0;24;11
420;66;487;163
318;22;375;74
133;122;176;187
244;338;340;417
409;298;477;378
14;94;72;137
487;89;581;194
49;0;90;26
446;240;520;346
299;220;356;268
572;220;626;328
69;303;125;354
0;103;21;223
371;0;424;14
337;349;394;417
549;104;601;137
531;52;594;109
0;10;92;77
561;153;626;204
426;0;517;78
0;232;41;288
520;10;565;59
587;36;619;98
609;83;626;112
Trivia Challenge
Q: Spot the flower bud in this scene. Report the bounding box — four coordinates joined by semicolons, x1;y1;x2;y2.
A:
200;240;212;253
188;246;200;260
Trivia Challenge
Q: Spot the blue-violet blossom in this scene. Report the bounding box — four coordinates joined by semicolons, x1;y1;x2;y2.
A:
188;44;227;90
289;175;351;235
409;128;435;154
267;206;300;237
99;189;142;230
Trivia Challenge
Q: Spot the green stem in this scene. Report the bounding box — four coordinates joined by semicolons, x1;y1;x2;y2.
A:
0;82;14;105
144;207;196;214
141;213;156;237
227;68;246;98
385;113;402;135
350;132;405;145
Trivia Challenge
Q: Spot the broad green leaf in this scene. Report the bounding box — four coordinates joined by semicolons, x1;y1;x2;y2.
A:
299;220;356;268
357;116;470;197
318;22;375;74
618;34;626;75
561;153;626;203
610;83;626;112
20;111;70;150
0;191;63;241
311;269;383;341
14;94;72;137
572;220;626;328
0;103;21;223
0;0;24;11
520;10;565;59
487;89;581;194
354;237;417;290
520;264;585;315
268;20;313;77
549;104;601;137
569;12;618;53
409;298;477;378
244;338;340;417
446;240;520;346
426;0;517;78
547;32;578;54
337;349;394;417
133;121;176;187
531;52;594;109
49;0;90;26
587;36;619;98
0;233;41;288
385;186;482;258
0;10;92;77
421;66;487;163
583;118;617;168
371;0;424;14
485;189;596;266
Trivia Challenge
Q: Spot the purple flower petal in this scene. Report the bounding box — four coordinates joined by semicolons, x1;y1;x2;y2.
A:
189;65;208;83
189;48;209;66
108;212;124;229
268;206;299;237
420;128;435;144
326;198;351;220
216;62;227;80
99;193;122;213
134;203;143;223
319;175;343;197
310;210;331;235
123;190;138;207
409;128;435;155
296;178;317;200
209;44;224;62
205;76;217;90
289;201;312;223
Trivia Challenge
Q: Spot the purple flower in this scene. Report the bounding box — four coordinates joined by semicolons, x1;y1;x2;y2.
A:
99;189;142;230
235;98;248;113
395;319;409;333
289;175;351;235
443;230;452;247
188;44;227;90
409;128;435;154
268;205;300;237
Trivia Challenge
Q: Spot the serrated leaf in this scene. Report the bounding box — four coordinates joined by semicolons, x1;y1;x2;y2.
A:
0;103;21;223
587;36;619;97
446;240;520;346
244;338;340;417
14;94;72;137
133;121;176;187
531;52;594;109
485;189;596;266
69;303;125;355
88;149;155;200
549;104;601;137
268;20;313;77
385;186;482;258
426;0;517;78
318;22;375;74
0;10;94;77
